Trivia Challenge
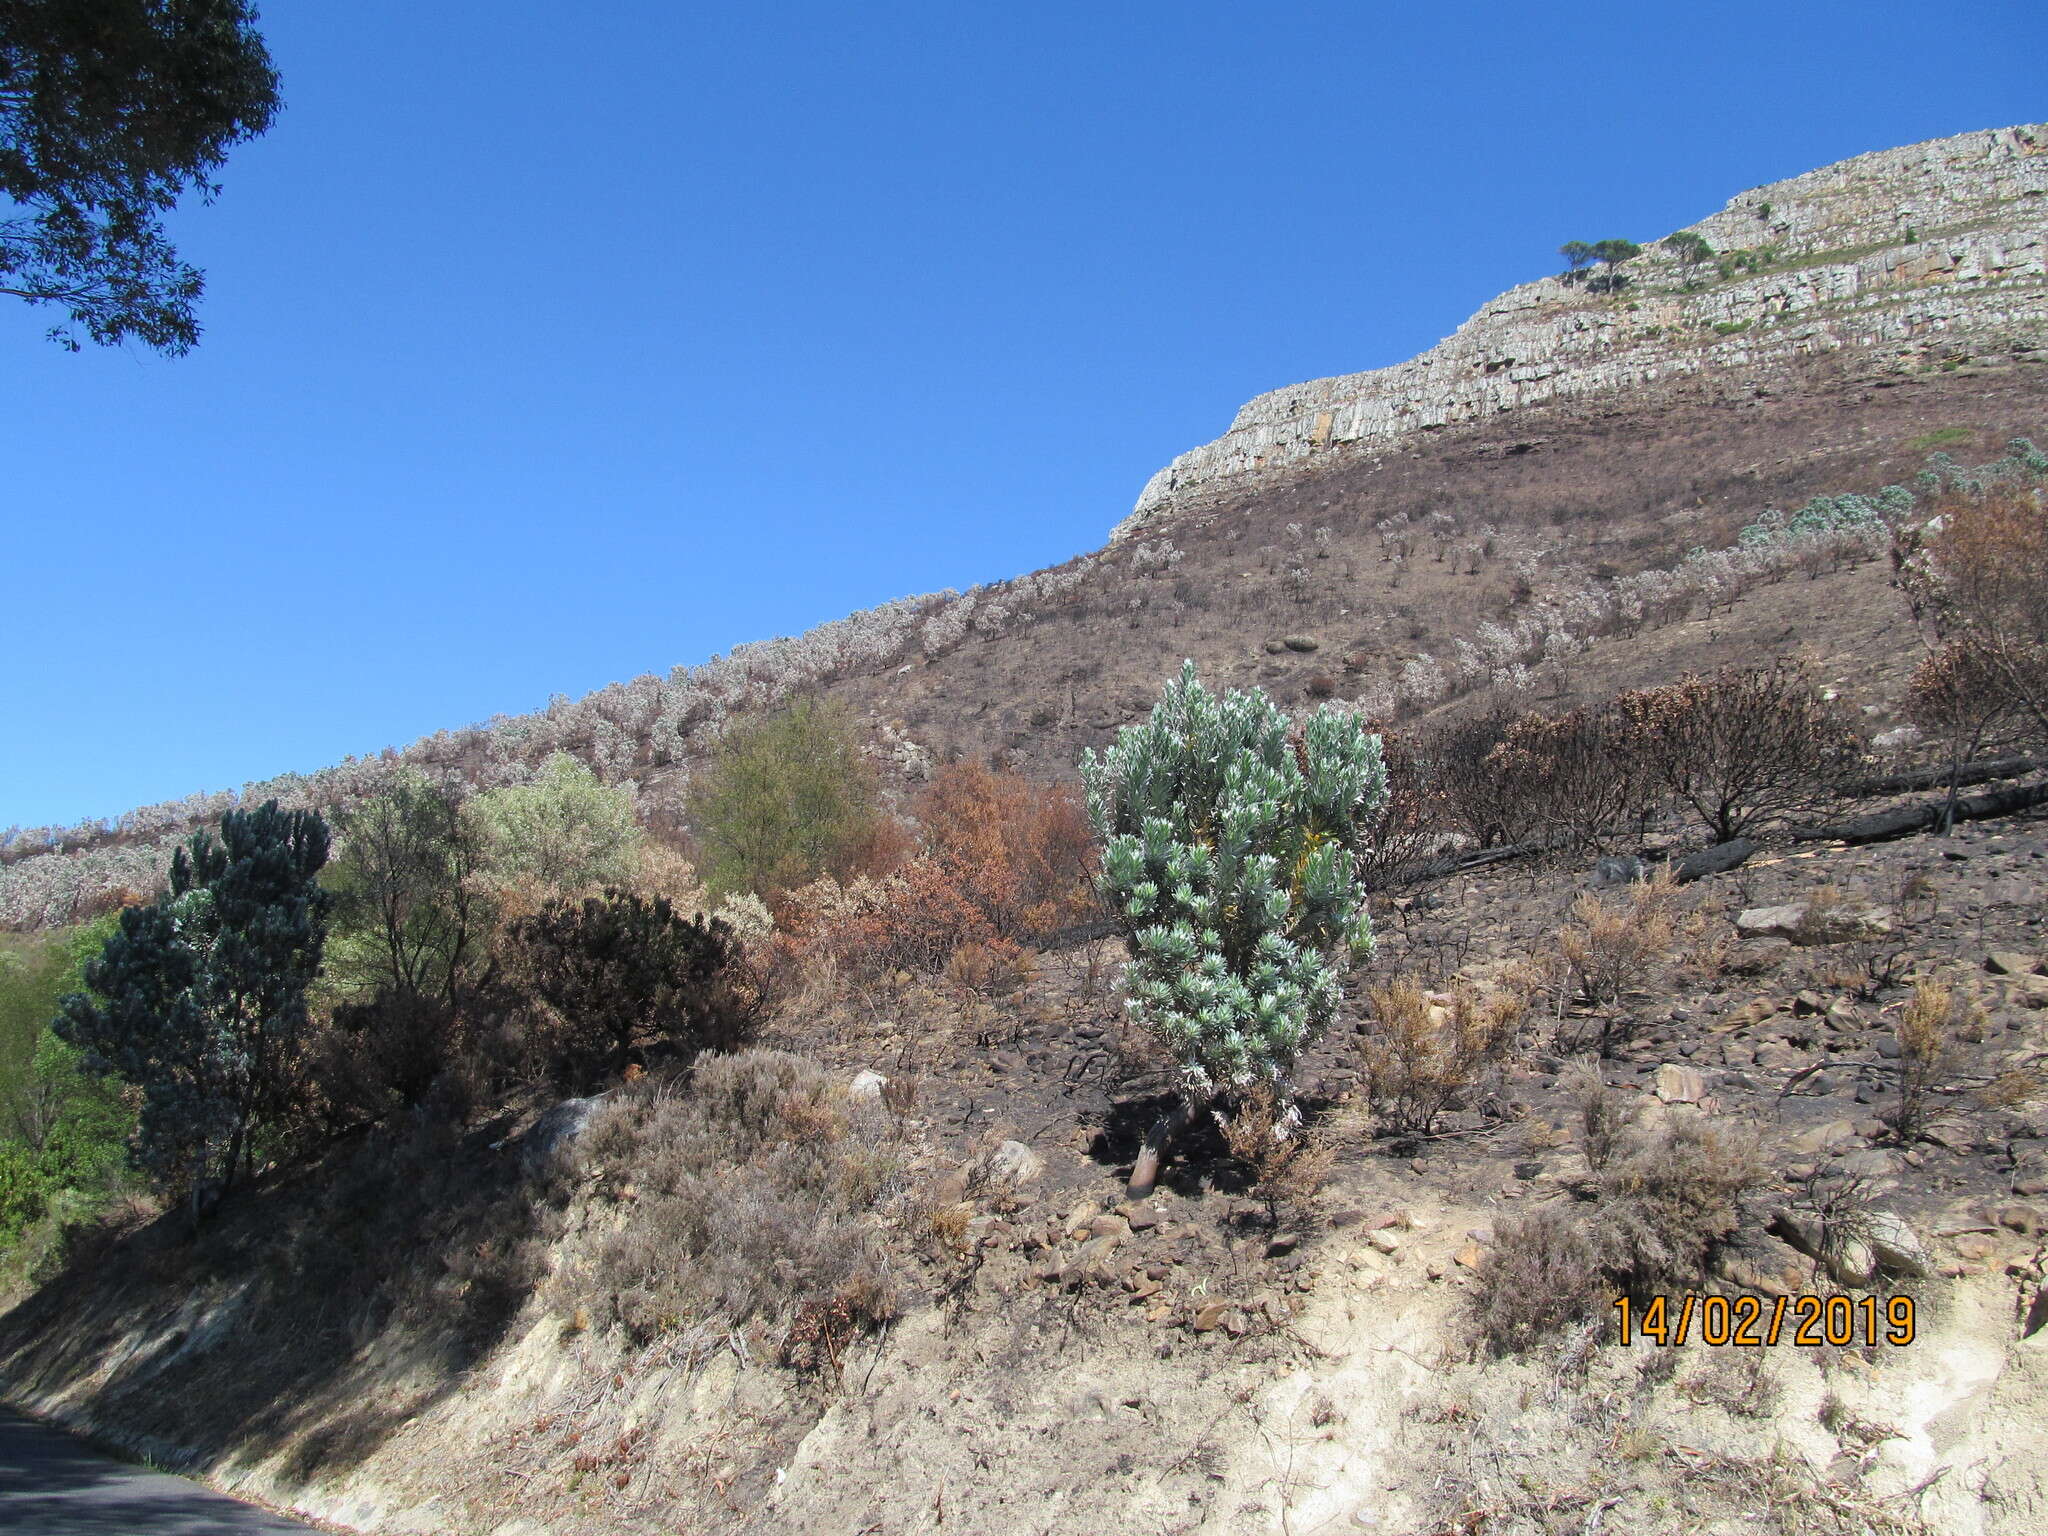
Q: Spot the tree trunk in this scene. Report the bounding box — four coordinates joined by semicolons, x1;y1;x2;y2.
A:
1937;742;1965;835
1126;1102;1193;1201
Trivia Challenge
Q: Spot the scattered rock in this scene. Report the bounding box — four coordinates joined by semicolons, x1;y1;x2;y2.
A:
1736;904;1809;940
1863;1211;1932;1279
2026;1288;2048;1340
850;1069;889;1102
1755;1042;1816;1073
1736;903;1890;944
1921;1121;1975;1154
1282;635;1320;652
1986;951;2043;977
1367;1230;1403;1256
1590;856;1652;889
1190;1301;1229;1333
1996;1202;2046;1236
520;1095;605;1169
1715;1227;1810;1296
1654;1063;1705;1104
1789;1119;1860;1155
1454;1243;1486;1269
986;1140;1045;1189
1953;1232;1999;1261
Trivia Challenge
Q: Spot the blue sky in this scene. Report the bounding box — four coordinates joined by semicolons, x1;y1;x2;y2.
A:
2;0;2042;830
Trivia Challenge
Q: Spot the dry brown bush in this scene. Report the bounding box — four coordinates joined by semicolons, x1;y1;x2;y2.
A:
1357;976;1517;1136
768;761;1093;990
1905;642;2028;822
1596;1113;1767;1296
1974;1067;2045;1112
1408;708;1535;849
1559;867;1680;1015
1611;662;1864;842
1559;1057;1634;1171
313;987;483;1127
912;760;1098;938
1219;1084;1335;1229
944;936;1035;999
1468;1204;1606;1356
1356;732;1450;883
1486;706;1645;852
565;1050;905;1349
1902;486;2048;750
1887;977;1976;1139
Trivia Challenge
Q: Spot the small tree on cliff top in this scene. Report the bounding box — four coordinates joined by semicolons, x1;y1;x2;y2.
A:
1082;663;1385;1195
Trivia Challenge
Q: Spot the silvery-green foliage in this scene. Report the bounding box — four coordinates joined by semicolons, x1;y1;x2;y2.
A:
1081;662;1386;1095
471;753;642;892
711;891;775;945
1919;437;2046;496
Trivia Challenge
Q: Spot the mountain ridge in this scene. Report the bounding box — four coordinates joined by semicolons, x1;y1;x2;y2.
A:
1120;122;2048;536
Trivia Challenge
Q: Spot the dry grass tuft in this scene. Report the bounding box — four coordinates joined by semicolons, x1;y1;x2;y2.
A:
1597;1113;1767;1296
1887;977;1977;1138
1469;1204;1606;1356
1683;1350;1782;1420
1469;1107;1767;1355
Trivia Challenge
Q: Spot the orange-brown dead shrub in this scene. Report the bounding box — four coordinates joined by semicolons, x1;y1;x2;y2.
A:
912;761;1097;938
1357;977;1517;1136
776;763;1097;983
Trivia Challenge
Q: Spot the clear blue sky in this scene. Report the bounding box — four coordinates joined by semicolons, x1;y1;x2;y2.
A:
2;0;2042;830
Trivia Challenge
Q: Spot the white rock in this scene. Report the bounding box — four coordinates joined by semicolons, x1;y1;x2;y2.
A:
986;1140;1045;1188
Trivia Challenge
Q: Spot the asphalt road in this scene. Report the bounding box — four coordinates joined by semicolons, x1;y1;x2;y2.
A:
0;1409;317;1533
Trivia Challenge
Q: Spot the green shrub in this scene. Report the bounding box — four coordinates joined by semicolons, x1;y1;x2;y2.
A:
687;697;883;899
472;753;641;895
323;770;490;1002
0;918;134;1256
507;889;757;1090
56;803;330;1197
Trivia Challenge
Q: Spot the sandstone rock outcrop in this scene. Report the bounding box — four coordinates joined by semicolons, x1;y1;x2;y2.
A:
1119;123;2048;537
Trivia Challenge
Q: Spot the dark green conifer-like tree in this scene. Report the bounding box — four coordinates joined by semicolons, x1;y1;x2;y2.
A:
57;800;329;1198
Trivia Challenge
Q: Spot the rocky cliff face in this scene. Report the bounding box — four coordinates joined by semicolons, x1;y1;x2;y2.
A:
1121;123;2048;536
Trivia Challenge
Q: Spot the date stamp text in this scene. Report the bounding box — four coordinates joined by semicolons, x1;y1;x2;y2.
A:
1612;1294;1916;1348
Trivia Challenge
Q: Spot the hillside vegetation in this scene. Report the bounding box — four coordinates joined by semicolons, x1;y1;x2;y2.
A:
2;124;2047;1536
